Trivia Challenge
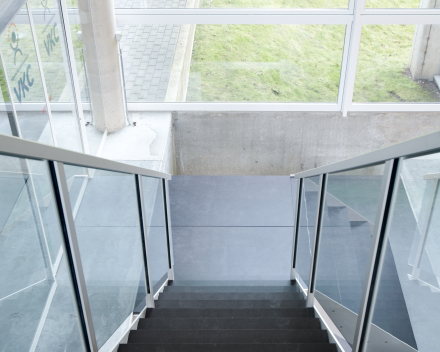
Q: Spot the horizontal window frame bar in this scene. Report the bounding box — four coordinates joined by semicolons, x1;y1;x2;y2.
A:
359;14;440;24
0;134;171;180
115;13;353;24
348;103;440;111
293;130;440;179
126;102;341;111
0;103;92;112
362;9;440;15
113;8;440;16
3;102;437;113
113;12;440;25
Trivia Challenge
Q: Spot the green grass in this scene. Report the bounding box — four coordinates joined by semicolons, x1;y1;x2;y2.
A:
354;25;439;103
187;25;346;102
199;0;419;8
188;22;439;103
366;0;420;8
199;0;347;8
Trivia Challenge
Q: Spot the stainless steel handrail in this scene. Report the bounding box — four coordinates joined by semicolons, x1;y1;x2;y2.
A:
0;133;171;179
292;130;440;178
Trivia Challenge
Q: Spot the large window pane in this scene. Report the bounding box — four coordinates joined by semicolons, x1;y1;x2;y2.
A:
142;177;169;293
296;176;320;288
64;165;146;349
315;164;385;345
0;5;54;145
118;24;346;103
0;155;86;352
354;24;440;103
114;0;349;9
0;57;14;136
366;0;436;8
29;0;84;152
365;152;440;352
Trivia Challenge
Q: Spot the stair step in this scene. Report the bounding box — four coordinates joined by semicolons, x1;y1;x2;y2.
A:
128;329;329;344
119;343;338;352
158;292;304;300
145;308;315;318
155;300;306;309
138;317;322;330
169;280;297;287
163;285;302;293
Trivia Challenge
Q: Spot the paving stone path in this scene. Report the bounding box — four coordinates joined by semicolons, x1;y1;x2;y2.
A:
115;0;186;7
115;0;187;102
118;24;182;102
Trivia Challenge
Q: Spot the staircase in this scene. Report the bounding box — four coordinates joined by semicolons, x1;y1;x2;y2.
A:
119;280;337;351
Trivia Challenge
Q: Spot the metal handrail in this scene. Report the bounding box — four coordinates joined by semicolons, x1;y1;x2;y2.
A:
292;130;440;178
0;133;171;179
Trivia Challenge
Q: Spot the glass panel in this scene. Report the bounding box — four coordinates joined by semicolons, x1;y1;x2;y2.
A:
0;154;86;352
142;176;169;293
0;5;54;145
118;24;346;103
354;24;440;103
296;176;320;288
114;0;349;9
315;164;385;345
29;0;84;152
0;54;14;136
64;165;146;349
366;0;437;9
365;152;440;352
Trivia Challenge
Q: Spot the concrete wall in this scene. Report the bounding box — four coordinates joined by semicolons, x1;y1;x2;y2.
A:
409;0;440;81
172;111;440;175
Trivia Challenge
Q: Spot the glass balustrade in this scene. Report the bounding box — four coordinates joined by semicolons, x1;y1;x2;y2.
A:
142;176;169;293
364;152;440;352
63;165;147;349
314;164;385;345
295;176;320;289
0;154;86;352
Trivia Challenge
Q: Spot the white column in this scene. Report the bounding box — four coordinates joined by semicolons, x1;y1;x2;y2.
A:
77;0;126;132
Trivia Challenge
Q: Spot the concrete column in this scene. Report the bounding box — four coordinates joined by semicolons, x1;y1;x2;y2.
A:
409;0;440;81
77;0;125;132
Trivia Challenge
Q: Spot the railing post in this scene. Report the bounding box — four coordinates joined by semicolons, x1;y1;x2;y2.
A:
409;175;439;281
352;158;402;352
48;160;98;352
307;174;327;307
291;177;303;281
26;1;58;147
162;178;175;280
134;174;155;308
59;0;91;154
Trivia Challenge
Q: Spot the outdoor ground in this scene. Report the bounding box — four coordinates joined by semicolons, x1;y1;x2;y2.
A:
186;0;439;103
199;0;421;8
187;21;440;103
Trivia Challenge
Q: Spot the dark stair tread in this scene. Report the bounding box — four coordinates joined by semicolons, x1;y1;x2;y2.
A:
155;300;306;309
169;280;298;287
163;286;302;293
145;308;315;318
119;343;338;352
159;292;304;300
138;317;322;330
128;329;329;344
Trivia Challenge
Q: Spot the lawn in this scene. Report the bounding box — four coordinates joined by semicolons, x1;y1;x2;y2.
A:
187;6;439;103
187;24;346;102
199;0;420;8
353;25;439;103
